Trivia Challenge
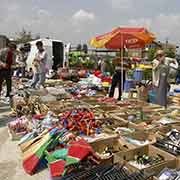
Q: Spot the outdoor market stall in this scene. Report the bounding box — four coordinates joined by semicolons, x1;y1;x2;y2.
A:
5;75;180;180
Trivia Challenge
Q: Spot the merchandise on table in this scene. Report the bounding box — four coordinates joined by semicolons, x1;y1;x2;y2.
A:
156;168;180;180
115;127;135;135
8;116;31;140
59;108;102;136
122;131;156;146
58;164;152;180
19;127;101;177
114;145;176;175
90;136;136;163
154;129;180;156
128;154;164;169
46;138;100;178
7;77;180;179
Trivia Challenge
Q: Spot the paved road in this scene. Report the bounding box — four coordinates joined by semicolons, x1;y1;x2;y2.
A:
0;102;47;180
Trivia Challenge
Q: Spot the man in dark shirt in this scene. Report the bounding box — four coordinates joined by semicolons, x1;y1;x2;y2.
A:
0;42;17;98
109;57;131;100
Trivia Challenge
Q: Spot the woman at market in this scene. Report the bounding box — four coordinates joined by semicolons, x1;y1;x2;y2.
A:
30;41;47;89
152;50;176;107
109;57;131;100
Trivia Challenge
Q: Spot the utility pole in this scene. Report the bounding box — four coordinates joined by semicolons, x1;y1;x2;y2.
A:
165;38;168;51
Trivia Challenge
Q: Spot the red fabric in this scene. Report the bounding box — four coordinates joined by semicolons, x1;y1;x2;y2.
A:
94;70;101;77
33;114;45;120
23;154;40;175
50;160;66;178
102;76;112;83
6;50;13;69
68;139;93;160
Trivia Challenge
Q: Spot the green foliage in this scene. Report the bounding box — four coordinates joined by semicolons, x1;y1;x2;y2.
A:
15;28;33;44
68;52;95;69
148;48;156;61
104;55;115;75
82;58;95;69
165;48;176;58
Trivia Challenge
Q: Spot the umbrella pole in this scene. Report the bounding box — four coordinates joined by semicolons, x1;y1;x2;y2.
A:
120;35;124;100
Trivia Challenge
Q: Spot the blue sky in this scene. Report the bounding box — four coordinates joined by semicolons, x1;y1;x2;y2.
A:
0;0;180;46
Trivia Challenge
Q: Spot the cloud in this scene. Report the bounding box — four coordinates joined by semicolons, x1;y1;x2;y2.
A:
128;13;180;44
70;9;96;35
72;9;95;24
128;18;152;29
109;0;133;10
0;0;180;47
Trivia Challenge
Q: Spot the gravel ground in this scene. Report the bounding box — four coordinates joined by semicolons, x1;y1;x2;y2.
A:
0;102;48;180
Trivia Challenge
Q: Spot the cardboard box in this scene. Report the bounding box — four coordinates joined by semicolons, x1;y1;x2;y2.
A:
123;131;156;146
114;145;177;176
102;117;130;134
90;136;136;164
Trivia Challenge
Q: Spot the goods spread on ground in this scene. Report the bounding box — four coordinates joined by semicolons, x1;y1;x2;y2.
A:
6;77;180;180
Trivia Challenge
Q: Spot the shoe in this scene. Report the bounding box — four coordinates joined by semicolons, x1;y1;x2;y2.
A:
39;85;45;89
3;97;10;105
0;96;6;101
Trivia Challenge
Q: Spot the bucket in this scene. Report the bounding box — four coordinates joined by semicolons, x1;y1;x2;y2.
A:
133;69;144;81
124;79;135;92
148;90;156;103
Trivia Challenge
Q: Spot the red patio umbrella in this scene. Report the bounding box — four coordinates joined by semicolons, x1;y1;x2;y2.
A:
90;27;155;49
90;27;155;94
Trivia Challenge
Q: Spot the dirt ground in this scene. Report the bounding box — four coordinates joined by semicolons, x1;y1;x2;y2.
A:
0;102;48;180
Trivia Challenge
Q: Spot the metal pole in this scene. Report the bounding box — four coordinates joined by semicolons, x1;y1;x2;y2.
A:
121;34;124;99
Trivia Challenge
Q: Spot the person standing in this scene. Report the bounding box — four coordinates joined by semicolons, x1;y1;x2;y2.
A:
109;57;131;100
15;47;27;78
0;42;17;100
31;41;47;89
152;50;176;106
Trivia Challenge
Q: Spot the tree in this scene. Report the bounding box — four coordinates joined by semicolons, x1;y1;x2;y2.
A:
15;28;33;44
148;48;156;61
165;48;176;58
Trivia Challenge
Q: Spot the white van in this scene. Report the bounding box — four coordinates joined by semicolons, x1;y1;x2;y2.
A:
26;38;64;71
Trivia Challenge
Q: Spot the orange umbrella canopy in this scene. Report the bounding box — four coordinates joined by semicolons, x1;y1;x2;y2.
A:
90;27;155;49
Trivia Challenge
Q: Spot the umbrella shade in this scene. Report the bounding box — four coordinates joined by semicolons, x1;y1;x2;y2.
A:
90;27;155;49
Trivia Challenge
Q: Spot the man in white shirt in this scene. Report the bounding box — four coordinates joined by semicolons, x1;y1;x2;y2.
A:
31;41;47;89
152;50;176;88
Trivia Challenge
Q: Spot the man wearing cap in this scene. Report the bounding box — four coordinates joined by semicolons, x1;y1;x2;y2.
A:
0;42;17;100
152;50;176;106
